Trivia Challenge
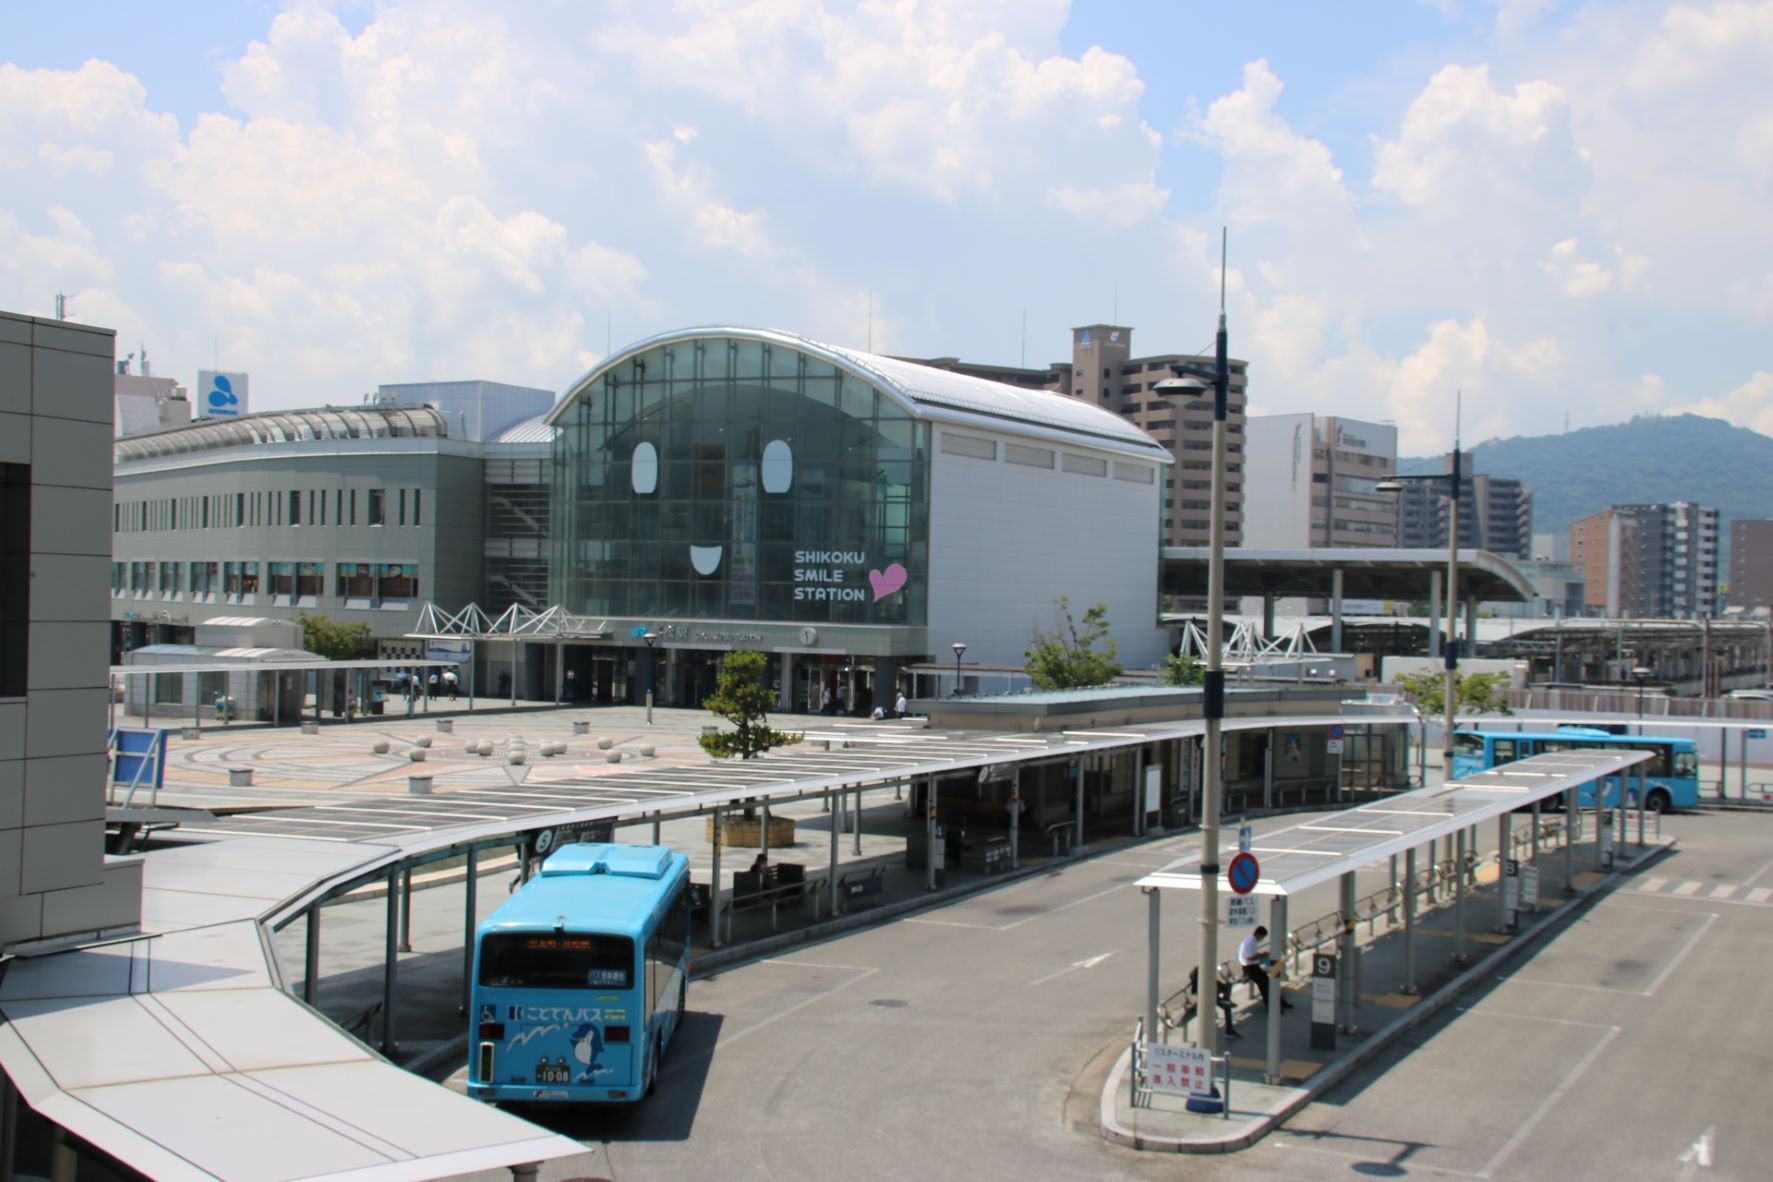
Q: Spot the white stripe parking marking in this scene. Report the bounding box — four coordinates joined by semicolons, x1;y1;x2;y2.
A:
1641;878;1669;892
1673;880;1702;896
1749;887;1772;903
1709;884;1737;899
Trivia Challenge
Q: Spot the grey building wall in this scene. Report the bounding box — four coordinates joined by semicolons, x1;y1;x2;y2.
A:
1;310;141;950
111;438;489;653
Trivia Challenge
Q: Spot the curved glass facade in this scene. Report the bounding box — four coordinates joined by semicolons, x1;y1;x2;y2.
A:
551;336;930;626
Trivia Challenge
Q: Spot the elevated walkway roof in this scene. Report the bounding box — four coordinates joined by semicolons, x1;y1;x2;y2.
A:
1161;546;1535;602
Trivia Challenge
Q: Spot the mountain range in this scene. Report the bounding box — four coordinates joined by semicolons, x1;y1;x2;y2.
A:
1398;413;1773;536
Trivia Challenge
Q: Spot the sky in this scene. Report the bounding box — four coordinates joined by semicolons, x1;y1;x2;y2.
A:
3;0;1770;453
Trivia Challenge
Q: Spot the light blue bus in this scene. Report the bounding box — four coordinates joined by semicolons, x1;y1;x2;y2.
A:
1451;727;1700;812
469;842;691;1104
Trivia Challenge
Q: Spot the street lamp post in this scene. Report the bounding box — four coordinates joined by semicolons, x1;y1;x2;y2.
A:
1376;403;1463;780
642;630;659;725
951;642;967;698
1154;228;1232;1068
1631;664;1653;721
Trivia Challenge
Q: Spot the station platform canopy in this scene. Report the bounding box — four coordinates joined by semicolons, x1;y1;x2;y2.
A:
1161;547;1534;603
1138;747;1648;899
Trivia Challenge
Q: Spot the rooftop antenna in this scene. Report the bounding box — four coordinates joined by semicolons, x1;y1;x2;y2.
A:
1020;310;1026;368
867;292;873;353
606;311;611;357
140;344;150;377
55;292;67;320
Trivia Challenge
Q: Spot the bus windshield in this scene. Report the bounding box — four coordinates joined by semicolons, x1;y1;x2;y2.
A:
1453;732;1486;760
478;931;634;990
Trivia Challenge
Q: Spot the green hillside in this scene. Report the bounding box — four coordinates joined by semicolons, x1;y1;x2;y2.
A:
1400;414;1773;535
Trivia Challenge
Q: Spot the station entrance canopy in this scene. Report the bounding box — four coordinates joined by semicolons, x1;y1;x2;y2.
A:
1160;547;1534;603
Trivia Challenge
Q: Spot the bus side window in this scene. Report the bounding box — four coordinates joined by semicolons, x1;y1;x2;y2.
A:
1493;738;1517;765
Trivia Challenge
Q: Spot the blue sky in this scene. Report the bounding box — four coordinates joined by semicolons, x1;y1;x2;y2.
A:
4;1;1770;452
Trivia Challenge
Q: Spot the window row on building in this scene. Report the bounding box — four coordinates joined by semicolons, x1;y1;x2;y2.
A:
110;560;420;607
113;486;425;533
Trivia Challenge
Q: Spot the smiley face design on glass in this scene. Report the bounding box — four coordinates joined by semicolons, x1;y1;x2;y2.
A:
630;438;794;575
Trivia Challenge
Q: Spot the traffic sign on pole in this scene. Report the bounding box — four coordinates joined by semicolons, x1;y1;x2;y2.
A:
1227;851;1260;895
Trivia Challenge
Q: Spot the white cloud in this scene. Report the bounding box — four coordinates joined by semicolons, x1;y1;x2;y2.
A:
1541;238;1614;298
1668;371;1773;435
643;139;772;255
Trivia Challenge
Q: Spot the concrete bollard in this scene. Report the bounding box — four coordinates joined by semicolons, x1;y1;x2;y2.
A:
228;767;253;787
465;740;478;752
572;721;590;735
181;727;201;741
372;739;390;754
638;745;655;758
408;748;427;762
509;751;526;765
478;739;493;757
414;735;432;749
408;775;433;795
606;751;623;763
597;738;614;750
436;719;454;734
301;721;319;735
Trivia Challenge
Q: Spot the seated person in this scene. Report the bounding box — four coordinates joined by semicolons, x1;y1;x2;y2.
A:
870;704;887;720
750;851;769;876
1187;966;1241;1039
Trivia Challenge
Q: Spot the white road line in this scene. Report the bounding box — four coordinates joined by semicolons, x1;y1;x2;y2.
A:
1478;1026;1621;1178
1709;884;1737;899
1029;951;1115;987
1002;881;1134;929
1641;877;1669;892
712;965;878;1052
1463;1008;1618;1030
1743;856;1773;887
1749;887;1772;903
1674;881;1703;896
1642;912;1719;997
903;917;1005;930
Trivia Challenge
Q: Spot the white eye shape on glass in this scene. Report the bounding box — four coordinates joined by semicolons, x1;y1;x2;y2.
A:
631;442;659;495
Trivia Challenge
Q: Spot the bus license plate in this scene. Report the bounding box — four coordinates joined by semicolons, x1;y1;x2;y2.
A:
535;1063;571;1084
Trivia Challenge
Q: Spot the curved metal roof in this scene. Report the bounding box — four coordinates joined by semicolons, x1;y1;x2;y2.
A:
488;411;555;443
115;405;449;462
550;326;1169;458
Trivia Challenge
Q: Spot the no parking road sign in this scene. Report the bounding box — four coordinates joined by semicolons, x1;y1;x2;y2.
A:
1227;851;1261;895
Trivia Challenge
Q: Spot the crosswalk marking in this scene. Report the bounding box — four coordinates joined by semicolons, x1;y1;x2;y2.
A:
1673;881;1702;896
1633;878;1773;905
1641;878;1669;892
1750;888;1772;903
1710;884;1737;899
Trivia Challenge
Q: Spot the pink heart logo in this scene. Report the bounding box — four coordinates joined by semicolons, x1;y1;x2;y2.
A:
869;563;908;601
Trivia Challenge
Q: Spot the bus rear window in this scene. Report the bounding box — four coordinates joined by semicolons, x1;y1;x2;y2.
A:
1453;733;1485;760
478;932;635;989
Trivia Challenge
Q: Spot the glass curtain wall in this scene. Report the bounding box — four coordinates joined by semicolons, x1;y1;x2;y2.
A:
552;337;930;625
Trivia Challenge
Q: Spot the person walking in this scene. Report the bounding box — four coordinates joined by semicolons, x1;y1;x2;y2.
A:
895;689;907;718
1239;925;1292;1011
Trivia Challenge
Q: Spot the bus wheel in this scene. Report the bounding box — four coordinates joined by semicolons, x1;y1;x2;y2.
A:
677;978;687;1022
1646;788;1671;814
645;1034;661;1097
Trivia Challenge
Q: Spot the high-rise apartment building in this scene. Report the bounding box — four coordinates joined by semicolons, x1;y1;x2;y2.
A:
1570;501;1719;618
1394;462;1533;559
906;324;1249;549
1243;413;1397;548
1728;519;1773;611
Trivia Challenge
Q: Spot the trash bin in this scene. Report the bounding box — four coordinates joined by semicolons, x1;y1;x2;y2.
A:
214;695;235;722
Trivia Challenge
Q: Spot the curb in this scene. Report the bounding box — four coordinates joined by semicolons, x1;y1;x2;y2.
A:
1099;837;1676;1153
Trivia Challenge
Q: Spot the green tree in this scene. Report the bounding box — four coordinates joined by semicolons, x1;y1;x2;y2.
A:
1392;669;1514;717
699;650;803;759
1160;651;1205;686
297;613;371;661
1025;597;1123;689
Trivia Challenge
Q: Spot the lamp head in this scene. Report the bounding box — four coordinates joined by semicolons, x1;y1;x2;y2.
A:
1154;372;1210;402
1631;665;1653;680
952;642;967;660
642;629;659;645
1373;478;1405;494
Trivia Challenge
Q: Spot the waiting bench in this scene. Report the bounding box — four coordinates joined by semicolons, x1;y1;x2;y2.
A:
734;862;807;910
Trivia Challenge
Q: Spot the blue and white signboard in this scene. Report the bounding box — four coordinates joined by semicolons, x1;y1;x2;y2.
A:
426;640;472;663
197;370;249;419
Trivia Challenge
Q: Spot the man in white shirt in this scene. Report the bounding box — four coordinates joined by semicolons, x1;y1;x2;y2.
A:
894;690;908;718
1238;926;1292;1011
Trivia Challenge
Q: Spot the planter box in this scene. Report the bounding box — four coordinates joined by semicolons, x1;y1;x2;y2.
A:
707;815;796;848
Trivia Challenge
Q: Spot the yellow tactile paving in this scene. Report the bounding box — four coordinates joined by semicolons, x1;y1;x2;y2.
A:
1360;991;1423;1009
1226;1055;1321;1082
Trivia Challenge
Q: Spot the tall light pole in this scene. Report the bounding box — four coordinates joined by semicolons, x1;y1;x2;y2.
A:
1631;664;1653;720
951;642;967;698
1377;399;1463;778
1155;227;1231;1066
642;630;659;725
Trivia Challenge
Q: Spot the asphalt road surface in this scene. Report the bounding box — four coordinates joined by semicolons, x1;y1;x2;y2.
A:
442;808;1767;1181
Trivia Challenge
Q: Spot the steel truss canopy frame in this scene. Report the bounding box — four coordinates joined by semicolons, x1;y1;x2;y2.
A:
1138;748;1649;899
1160;546;1535;603
409;601;611;641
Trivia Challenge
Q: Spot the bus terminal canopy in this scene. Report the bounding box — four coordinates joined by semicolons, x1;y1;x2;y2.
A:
1159;547;1535;603
1138;747;1651;899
